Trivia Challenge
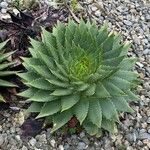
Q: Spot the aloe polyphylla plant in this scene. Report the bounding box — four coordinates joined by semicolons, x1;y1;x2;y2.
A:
0;40;16;102
18;20;139;136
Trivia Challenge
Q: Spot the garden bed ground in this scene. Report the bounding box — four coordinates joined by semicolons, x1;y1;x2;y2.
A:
0;0;150;150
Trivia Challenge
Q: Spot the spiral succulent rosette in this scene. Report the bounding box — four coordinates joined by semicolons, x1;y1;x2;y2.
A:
18;20;139;136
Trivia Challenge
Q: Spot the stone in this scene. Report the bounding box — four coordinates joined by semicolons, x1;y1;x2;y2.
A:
64;144;70;150
0;2;8;9
15;135;21;142
0;134;4;146
58;145;64;150
1;8;7;14
50;139;56;147
145;15;150;21
147;117;150;123
77;142;87;150
21;146;28;150
79;132;85;138
36;134;47;143
0;125;2;132
123;20;132;26
136;62;144;68
138;132;150;140
29;138;37;147
126;132;138;142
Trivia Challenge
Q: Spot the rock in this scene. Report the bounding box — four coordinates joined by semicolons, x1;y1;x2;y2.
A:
138;132;150;140
36;134;47;143
64;144;70;150
29;138;37;147
147;117;150;123
0;2;8;9
123;20;132;26
0;125;2;132
136;62;144;68
144;82;150;91
1;8;7;14
21;146;28;150
126;131;138;142
77;142;87;150
146;15;150;21
58;145;64;150
35;142;42;149
0;134;4;146
15;135;21;142
10;127;16;134
50;139;56;147
79;132;85;138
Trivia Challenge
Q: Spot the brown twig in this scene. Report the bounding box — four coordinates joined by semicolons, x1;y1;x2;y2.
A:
65;4;80;23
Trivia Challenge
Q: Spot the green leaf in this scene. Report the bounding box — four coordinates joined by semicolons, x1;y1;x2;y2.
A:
26;78;53;90
111;97;134;113
97;65;119;80
0;51;15;63
0;40;8;50
18;72;40;81
0;79;16;87
95;83;110;98
0;94;5;102
53;21;66;46
120;42;131;56
47;79;70;88
36;100;61;118
103;45;123;59
101;118;117;133
124;90;139;102
74;99;89;124
0;71;16;76
43;30;57;49
54;61;68;77
77;83;89;92
112;33;122;50
88;99;102;127
97;24;108;46
37;51;55;69
119;58;137;70
65;20;76;45
17;88;37;98
27;102;43;112
102;33;115;52
83;121;98;136
28;47;37;57
0;62;15;70
51;88;73;96
103;81;125;96
104;56;124;67
22;57;43;66
114;70;138;82
51;110;72;133
50;69;69;82
29;65;52;79
61;94;80;111
99;99;119;121
84;83;96;96
30;38;48;56
28;90;57;102
109;76;131;90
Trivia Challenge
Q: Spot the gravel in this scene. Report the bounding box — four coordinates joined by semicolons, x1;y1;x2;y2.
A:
0;0;150;150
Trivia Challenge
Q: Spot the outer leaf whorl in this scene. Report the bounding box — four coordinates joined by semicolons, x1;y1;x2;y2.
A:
19;20;139;136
